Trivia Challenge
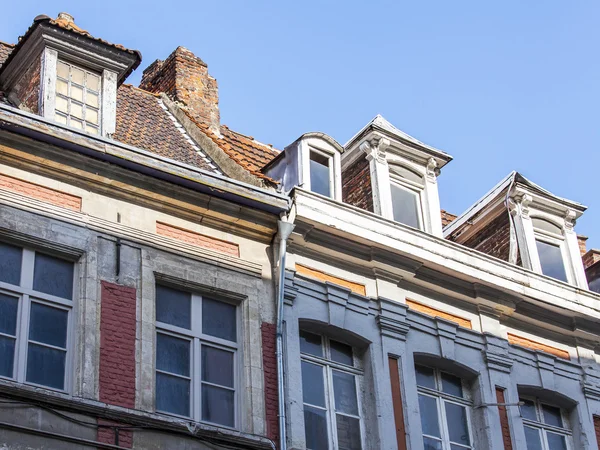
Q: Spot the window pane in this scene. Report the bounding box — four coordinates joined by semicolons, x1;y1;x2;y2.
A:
423;437;443;450
546;431;568;450
542;404;563;428
336;414;361;450
391;183;420;229
524;426;543;450
419;394;440;438
156;371;190;417
86;92;99;108
304;405;328;450
415;365;436;390
332;370;359;415
55;113;68;125
71;67;84;85
87;74;100;92
520;399;538;421
330;339;353;366
536;240;568;282
71;119;83;129
55;94;68;112
0;242;21;285
202;297;236;342
156;333;190;376
86;107;99;125
29;303;68;348
445;402;471;446
57;61;69;79
299;330;323;357
26;343;65;389
301;361;325;407
0;336;15;378
441;372;463;397
33;253;74;299
56;79;68;96
85;124;99;135
155;285;191;329
70;102;83;119
309;152;331;197
202;346;234;388
0;294;18;336
202;384;234;427
71;85;84;102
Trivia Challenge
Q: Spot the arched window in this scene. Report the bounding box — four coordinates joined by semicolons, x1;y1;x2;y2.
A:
520;396;571;450
415;364;474;449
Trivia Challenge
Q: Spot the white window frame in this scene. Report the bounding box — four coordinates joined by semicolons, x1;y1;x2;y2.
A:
389;173;425;230
416;365;474;450
533;227;572;284
308;148;335;199
0;245;75;394
154;287;240;428
520;396;572;450
300;332;365;450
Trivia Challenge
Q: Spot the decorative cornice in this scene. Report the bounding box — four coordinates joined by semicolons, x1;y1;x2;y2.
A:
509;192;533;219
360;136;390;165
426;157;439;181
564;208;577;231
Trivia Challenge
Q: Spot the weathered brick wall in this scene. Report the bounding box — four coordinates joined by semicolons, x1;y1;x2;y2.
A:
594;416;600;450
10;53;41;113
0;173;82;210
97;419;133;448
495;387;513;450
99;281;137;409
342;157;373;213
459;212;520;264
261;322;279;447
156;222;239;257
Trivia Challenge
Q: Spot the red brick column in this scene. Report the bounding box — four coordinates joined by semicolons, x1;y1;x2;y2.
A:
496;387;513;450
261;322;279;446
97;419;133;448
594;416;600;450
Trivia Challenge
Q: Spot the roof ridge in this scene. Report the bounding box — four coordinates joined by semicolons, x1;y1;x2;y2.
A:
221;125;278;152
0;40;15;47
120;83;162;98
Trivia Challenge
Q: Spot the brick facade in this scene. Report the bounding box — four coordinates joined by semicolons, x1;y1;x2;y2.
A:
405;299;472;329
10;52;41;113
459;212;520;264
97;419;133;448
495;387;513;450
507;333;570;360
261;322;279;447
99;281;137;409
594;416;600;450
295;264;366;295
0;173;82;211
156;221;239;257
342;157;373;213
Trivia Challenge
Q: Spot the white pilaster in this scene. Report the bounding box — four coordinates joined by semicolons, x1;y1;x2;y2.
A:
564;210;589;289
509;193;538;271
101;69;118;137
423;157;443;237
40;47;58;120
360;137;393;220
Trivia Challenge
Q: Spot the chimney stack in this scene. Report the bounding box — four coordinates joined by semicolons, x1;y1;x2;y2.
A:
140;47;220;135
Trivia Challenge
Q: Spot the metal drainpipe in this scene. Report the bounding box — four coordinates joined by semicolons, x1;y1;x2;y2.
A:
276;219;295;450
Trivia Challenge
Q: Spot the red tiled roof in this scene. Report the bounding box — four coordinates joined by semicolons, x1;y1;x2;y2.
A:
0;41;13;66
441;209;457;228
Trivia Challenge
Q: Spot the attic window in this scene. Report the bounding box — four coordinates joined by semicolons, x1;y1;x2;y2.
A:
389;165;424;230
55;61;101;134
309;150;333;197
532;218;569;283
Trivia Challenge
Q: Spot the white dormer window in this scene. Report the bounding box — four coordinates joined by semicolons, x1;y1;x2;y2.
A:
309;150;333;197
532;218;570;283
55;61;101;134
390;165;425;230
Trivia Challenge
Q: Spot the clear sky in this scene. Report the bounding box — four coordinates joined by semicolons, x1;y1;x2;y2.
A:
3;1;599;246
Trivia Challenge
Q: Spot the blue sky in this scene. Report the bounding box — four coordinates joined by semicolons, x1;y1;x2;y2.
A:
3;1;599;246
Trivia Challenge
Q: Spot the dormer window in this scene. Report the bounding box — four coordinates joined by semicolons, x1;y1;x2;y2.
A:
309;150;333;197
390;165;425;230
55;61;101;134
532;218;570;283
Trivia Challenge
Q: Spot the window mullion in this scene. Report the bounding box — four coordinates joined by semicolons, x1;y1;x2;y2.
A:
21;249;34;289
16;294;30;382
326;365;337;450
193;337;201;421
438;397;451;450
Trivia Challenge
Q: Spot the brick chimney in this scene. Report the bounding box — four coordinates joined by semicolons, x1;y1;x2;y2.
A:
140;47;220;135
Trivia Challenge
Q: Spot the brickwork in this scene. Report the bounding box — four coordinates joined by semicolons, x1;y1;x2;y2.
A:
441;209;457;228
578;235;589;257
0;173;82;211
594;416;600;450
156;222;239;257
97;419;133;448
342;157;373;213
496;387;513;450
99;281;137;409
295;264;366;296
507;333;570;360
261;322;279;447
405;299;472;329
11;52;41;113
583;250;600;270
460;212;520;264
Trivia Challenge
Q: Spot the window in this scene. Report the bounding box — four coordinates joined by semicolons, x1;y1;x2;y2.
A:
55;60;101;134
415;365;473;450
309;151;333;198
535;239;568;283
390;182;422;229
155;285;238;427
0;241;74;391
299;330;363;450
520;398;571;450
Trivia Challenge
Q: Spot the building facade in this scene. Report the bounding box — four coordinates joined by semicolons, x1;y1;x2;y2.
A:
0;11;600;450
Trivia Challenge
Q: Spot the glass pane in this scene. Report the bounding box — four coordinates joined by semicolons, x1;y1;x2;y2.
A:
155;285;191;329
542;404;563;428
26;343;65;389
57;61;69;79
86;107;99;125
202;298;236;342
415;365;436;389
202;346;234;388
0;294;18;335
55;113;68;125
330;339;353;366
536;240;568;282
332;370;358;415
546;431;568;450
202;384;234;427
70;102;83;119
301;361;325;407
71;67;84;85
86;92;99;108
33;253;74;299
418;394;440;438
423;437;443;450
524;426;543;450
520;399;538;421
445;402;471;446
156;333;190;376
71;119;83;129
71;85;84;102
391;183;421;229
87;73;100;92
0;242;21;285
299;330;323;357
55;94;69;112
336;414;361;450
441;372;463;397
85;124;99;134
156;371;190;417
56;79;68;96
0;335;15;377
309;152;331;197
304;405;328;450
29;303;68;348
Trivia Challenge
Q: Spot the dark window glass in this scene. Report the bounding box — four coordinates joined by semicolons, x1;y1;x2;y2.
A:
309;152;331;197
29;303;68;348
418;394;440;438
33;253;74;299
304;406;328;450
299;330;323;357
156;372;190;417
415;365;436;390
155;285;191;329
423;437;443;450
445;402;470;446
0;336;15;378
336;414;361;450
202;384;234;427
332;370;358;415
0;242;21;286
524;426;543;450
202;346;234;388
542;404;563;428
330;340;353;366
301;361;325;407
546;432;567;450
156;333;190;377
26;344;66;389
390;183;420;229
202;298;236;342
441;372;463;398
0;293;18;336
520;399;538;422
536;240;568;283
